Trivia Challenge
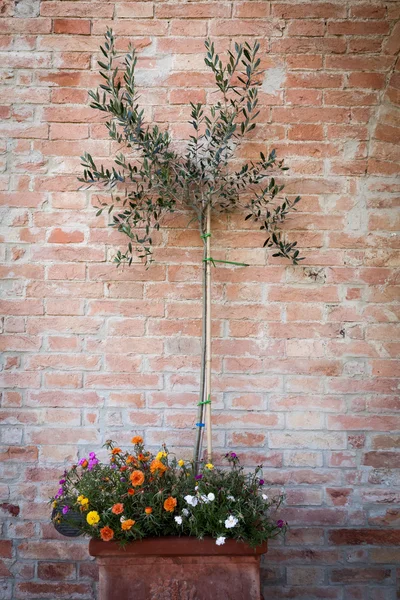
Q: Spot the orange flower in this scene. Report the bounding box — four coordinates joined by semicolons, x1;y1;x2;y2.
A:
111;503;124;515
145;507;153;514
126;455;135;464
163;497;177;512
80;459;88;468
112;448;121;455
100;526;114;542
131;436;143;445
150;460;167;475
130;470;145;487
127;488;135;496
138;453;150;462
121;519;135;531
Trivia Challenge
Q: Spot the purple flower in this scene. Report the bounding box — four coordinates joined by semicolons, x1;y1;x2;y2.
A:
276;520;285;528
55;487;64;499
230;452;237;459
195;475;203;480
120;477;126;482
87;457;99;471
89;452;97;459
259;479;265;486
62;506;69;515
110;464;117;470
59;479;66;485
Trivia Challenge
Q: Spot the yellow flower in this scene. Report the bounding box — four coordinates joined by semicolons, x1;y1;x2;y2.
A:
205;463;214;470
178;460;185;467
86;511;100;526
156;451;167;461
52;501;57;508
77;495;89;507
77;495;84;503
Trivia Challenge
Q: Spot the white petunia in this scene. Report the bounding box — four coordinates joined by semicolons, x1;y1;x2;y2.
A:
182;508;189;517
207;493;215;501
174;516;183;525
184;495;198;507
262;494;268;501
225;515;238;529
216;536;226;546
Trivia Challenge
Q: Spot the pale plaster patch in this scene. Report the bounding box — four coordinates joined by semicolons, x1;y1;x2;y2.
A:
262;67;285;95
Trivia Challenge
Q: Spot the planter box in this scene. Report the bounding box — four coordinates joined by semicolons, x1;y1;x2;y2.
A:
89;536;267;600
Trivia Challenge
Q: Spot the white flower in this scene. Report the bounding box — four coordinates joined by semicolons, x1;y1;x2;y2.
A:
120;516;126;523
184;495;198;507
225;515;238;529
182;508;189;517
227;495;236;502
200;494;209;503
207;493;215;502
216;536;226;546
262;494;268;501
174;516;183;525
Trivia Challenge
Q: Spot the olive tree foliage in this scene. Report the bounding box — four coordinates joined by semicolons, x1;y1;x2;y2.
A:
79;30;304;464
80;29;303;267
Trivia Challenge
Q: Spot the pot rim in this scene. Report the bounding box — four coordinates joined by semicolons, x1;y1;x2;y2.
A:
89;536;267;557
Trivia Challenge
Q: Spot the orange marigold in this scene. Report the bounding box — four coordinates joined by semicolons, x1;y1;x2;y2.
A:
163;497;177;512
126;455;135;464
111;503;124;515
130;470;145;487
138;453;150;462
112;448;121;455
100;526;114;542
131;436;143;445
127;488;135;496
121;519;135;531
145;507;153;514
150;460;167;475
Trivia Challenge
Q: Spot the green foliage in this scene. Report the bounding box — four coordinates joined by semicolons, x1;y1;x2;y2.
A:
51;439;286;547
79;29;304;266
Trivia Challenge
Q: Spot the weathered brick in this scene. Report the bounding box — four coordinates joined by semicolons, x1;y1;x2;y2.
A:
1;5;400;599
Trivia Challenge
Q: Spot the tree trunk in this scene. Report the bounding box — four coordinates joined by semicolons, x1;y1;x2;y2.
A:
193;202;213;467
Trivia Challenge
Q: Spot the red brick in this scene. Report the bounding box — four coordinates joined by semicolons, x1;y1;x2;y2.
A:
233;2;270;18
363;452;400;468
15;582;93;598
115;2;154;18
272;3;346;18
350;4;387;19
37;562;76;580
327;20;390;35
0;540;12;558
53;19;91;35
288;124;324;141
331;568;392;583
329;529;400;545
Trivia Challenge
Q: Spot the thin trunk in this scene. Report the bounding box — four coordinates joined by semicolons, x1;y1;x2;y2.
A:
193;226;208;469
205;202;213;461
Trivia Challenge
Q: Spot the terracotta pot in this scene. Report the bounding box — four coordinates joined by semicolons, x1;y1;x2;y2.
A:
89;536;267;600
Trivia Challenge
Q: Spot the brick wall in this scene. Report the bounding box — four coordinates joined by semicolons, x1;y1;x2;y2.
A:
0;1;399;599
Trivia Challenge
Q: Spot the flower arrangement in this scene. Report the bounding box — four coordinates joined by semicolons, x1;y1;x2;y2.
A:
51;437;286;547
